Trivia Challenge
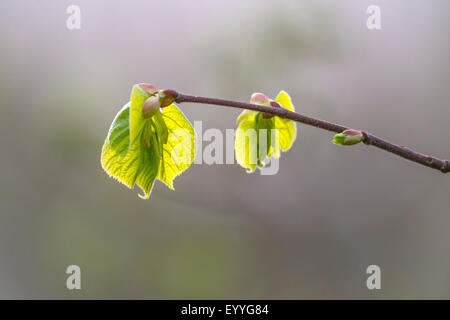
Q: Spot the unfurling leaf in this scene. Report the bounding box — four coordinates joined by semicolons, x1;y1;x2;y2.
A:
101;84;195;199
332;129;363;146
235;91;297;173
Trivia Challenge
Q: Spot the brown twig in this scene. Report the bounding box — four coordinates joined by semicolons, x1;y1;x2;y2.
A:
174;92;449;173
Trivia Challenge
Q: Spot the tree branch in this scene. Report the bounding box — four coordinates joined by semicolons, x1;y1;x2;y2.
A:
174;92;449;173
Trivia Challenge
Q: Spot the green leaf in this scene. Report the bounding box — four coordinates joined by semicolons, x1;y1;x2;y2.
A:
237;109;257;125
101;85;196;199
274;91;297;152
235;111;260;172
157;103;196;190
275;90;295;112
235;90;297;172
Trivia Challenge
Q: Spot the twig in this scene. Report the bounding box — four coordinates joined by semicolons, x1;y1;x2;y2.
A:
174;92;449;173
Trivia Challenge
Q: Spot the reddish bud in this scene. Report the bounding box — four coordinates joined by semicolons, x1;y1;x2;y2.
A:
159;89;178;108
270;101;281;109
250;92;276;119
250;93;271;106
138;83;159;95
162;89;178;99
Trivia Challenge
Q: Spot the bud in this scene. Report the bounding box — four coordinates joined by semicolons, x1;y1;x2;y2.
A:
250;92;277;119
332;129;364;146
142;95;161;118
159;89;178;108
250;93;271;106
138;83;159;95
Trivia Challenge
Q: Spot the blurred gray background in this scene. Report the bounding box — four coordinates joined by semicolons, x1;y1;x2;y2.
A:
0;0;449;299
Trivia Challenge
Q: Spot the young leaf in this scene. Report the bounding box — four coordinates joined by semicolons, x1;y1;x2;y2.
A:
156;104;196;190
273;91;297;152
235;111;260;172
235;91;297;172
101;84;196;199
